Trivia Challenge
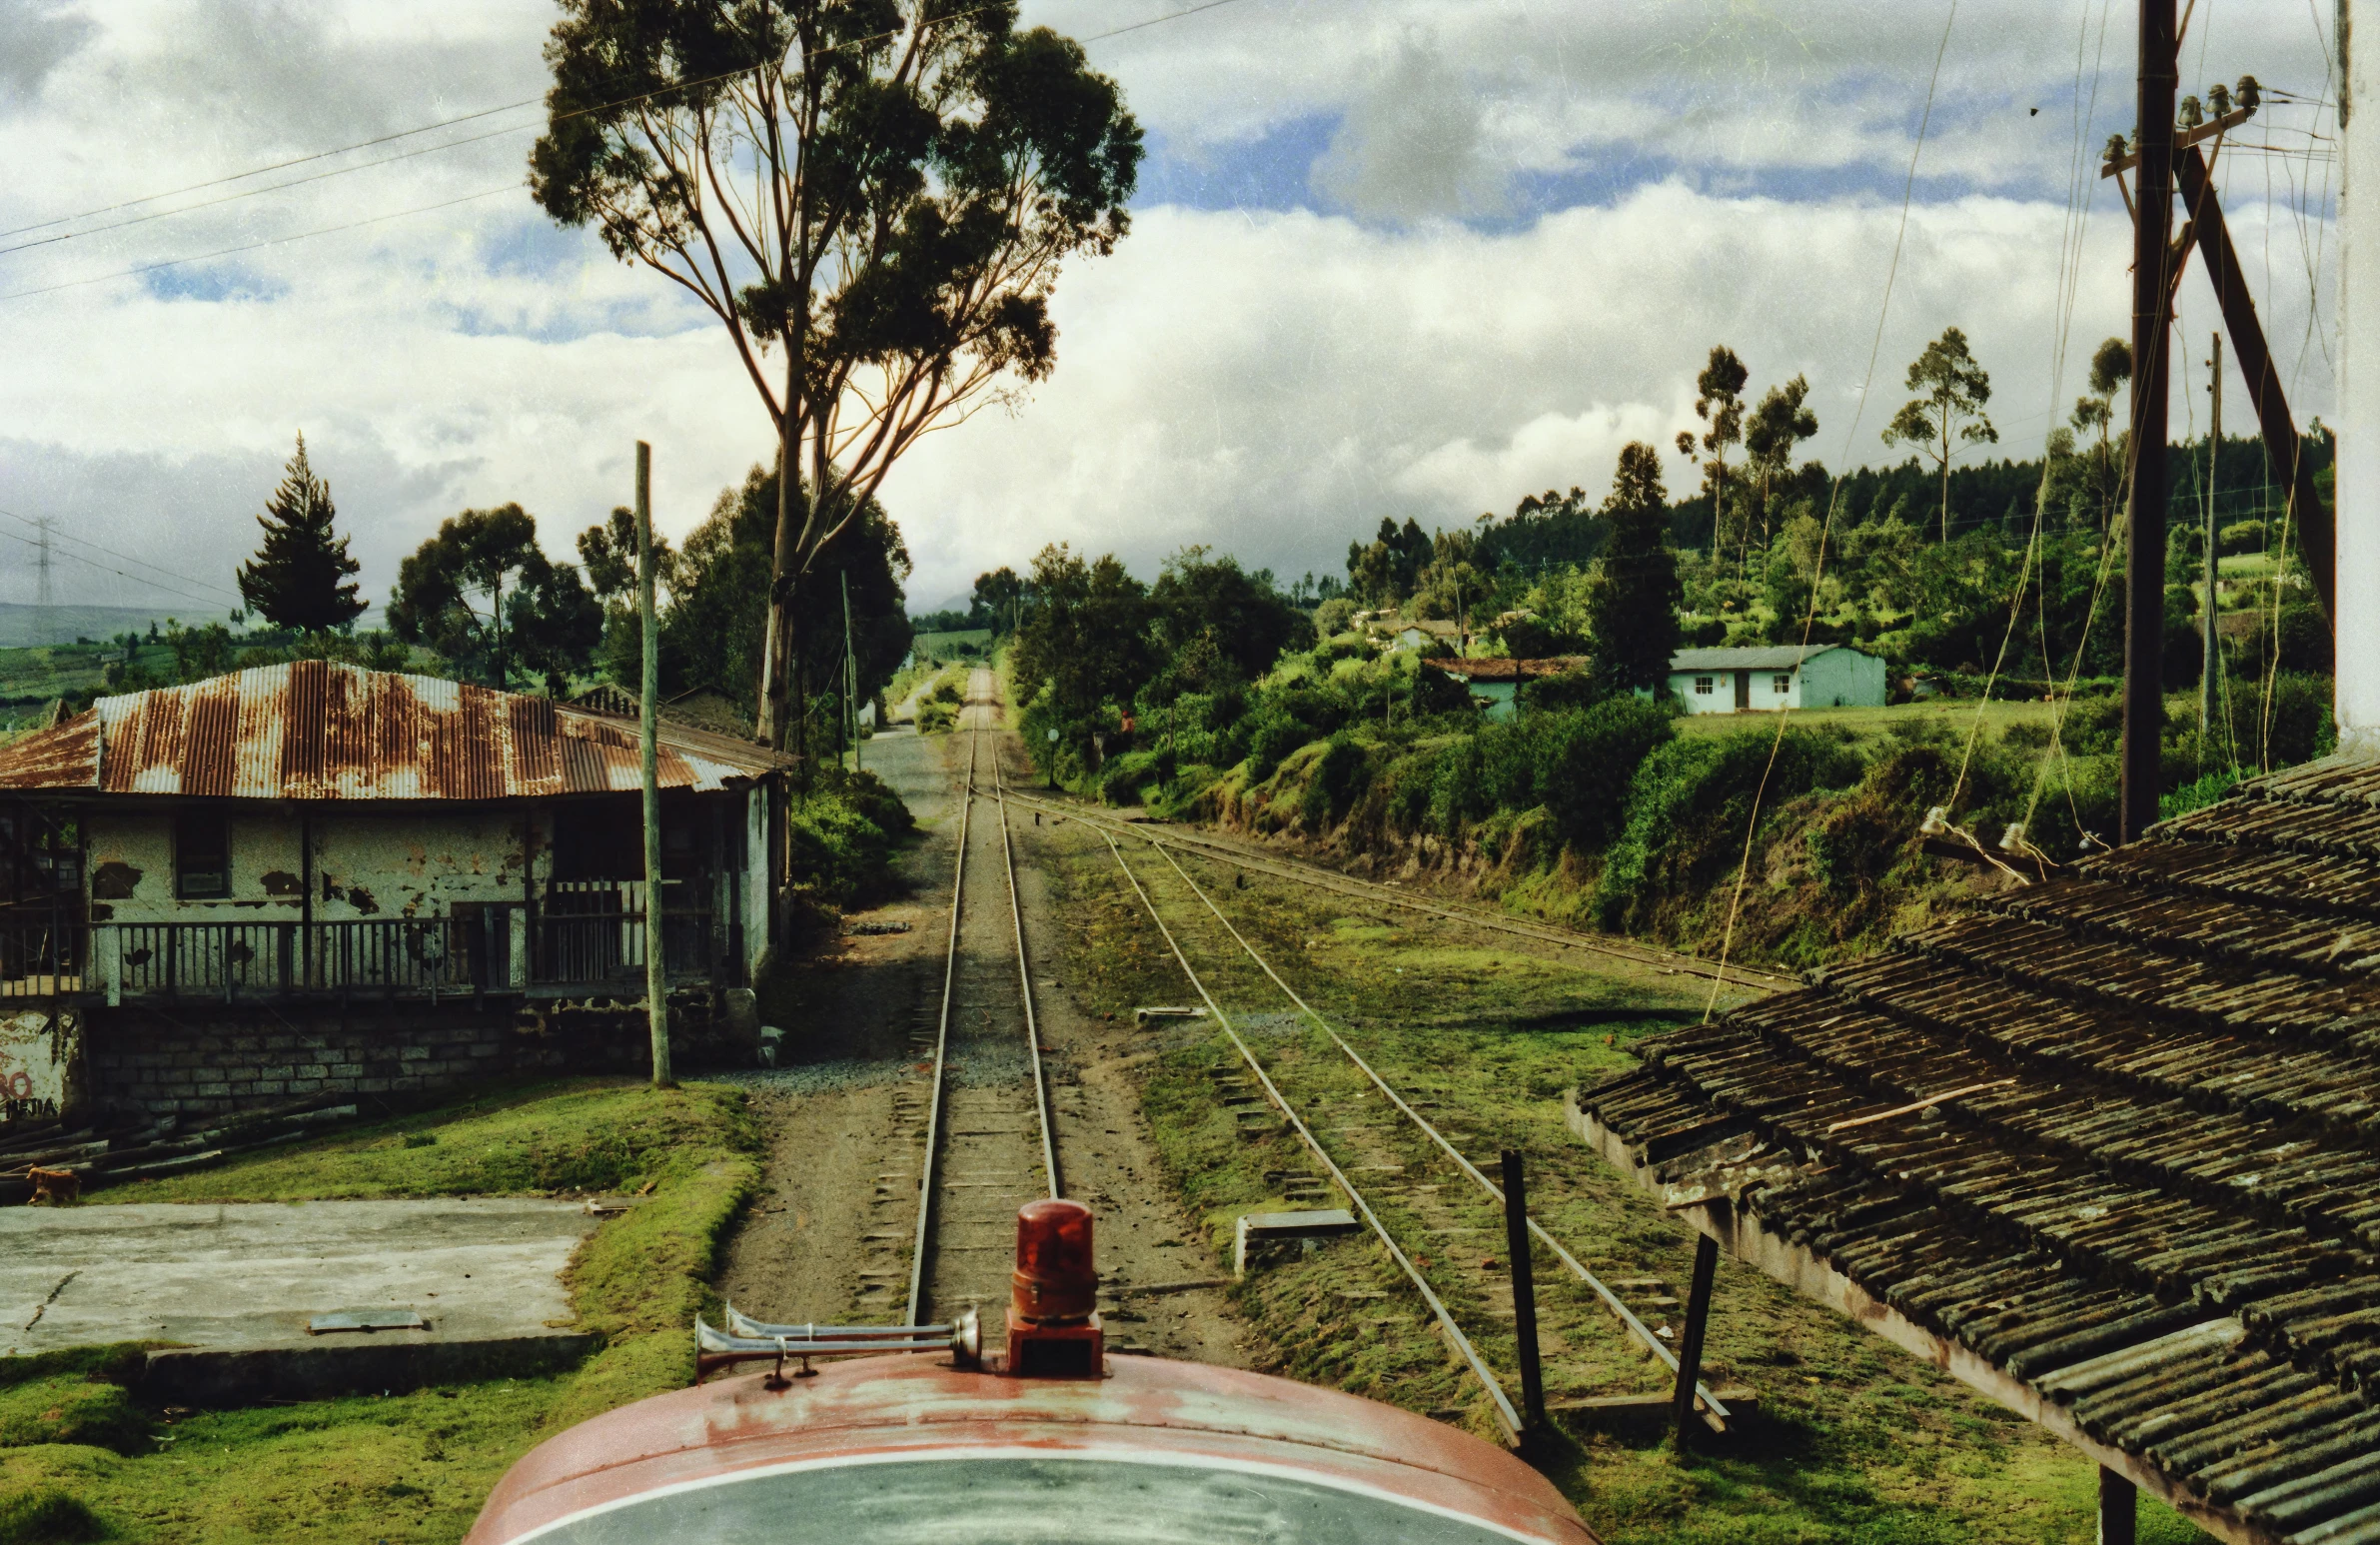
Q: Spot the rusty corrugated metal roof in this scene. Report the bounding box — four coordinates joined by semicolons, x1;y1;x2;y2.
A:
1574;752;2380;1545
0;662;789;799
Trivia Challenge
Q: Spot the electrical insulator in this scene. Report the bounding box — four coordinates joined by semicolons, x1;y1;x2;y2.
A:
2236;75;2260;114
2179;95;2204;130
2208;82;2233;116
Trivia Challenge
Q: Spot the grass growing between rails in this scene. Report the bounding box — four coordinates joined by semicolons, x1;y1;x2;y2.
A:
1042;836;2208;1545
2;1078;759;1544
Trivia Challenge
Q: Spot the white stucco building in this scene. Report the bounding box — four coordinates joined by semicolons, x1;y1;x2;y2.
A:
1669;645;1886;715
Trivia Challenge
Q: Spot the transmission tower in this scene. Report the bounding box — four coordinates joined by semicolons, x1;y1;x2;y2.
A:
34;518;55;646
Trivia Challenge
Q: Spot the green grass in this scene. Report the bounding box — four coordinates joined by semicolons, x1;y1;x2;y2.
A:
3;1077;760;1543
1045;837;2209;1545
1674;698;2063;746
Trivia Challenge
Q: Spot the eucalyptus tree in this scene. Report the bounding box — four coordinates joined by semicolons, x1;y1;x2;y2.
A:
1883;327;1999;544
531;1;1142;749
1675;345;1749;565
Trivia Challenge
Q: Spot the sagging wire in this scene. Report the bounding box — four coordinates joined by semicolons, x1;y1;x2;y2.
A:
1700;0;1959;1023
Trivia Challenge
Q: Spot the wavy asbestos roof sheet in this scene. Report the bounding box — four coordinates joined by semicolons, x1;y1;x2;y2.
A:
1573;751;2380;1545
0;662;788;799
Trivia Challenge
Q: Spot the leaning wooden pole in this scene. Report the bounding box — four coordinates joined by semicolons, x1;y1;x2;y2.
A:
2121;0;2178;843
638;440;673;1088
2174;145;2335;619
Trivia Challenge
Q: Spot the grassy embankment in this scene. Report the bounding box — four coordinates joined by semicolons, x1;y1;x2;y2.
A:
1041;834;2209;1545
0;1077;757;1545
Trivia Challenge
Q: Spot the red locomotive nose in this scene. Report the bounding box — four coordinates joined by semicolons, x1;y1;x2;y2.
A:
1011;1198;1096;1324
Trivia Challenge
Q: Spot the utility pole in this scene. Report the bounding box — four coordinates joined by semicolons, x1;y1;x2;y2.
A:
2120;0;2177;844
636;441;672;1088
2202;333;2222;761
842;571;860;773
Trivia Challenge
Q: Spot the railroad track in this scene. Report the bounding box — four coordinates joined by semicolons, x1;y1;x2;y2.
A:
1002;786;1796;998
1095;825;1737;1445
901;671;1061;1342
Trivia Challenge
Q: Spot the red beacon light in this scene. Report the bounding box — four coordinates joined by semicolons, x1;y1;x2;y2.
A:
1007;1197;1103;1378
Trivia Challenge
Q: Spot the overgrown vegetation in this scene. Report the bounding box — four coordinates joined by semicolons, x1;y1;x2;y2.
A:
1042;834;2208;1545
1;1078;758;1543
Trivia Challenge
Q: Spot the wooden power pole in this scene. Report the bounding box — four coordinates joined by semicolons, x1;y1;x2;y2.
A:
637;441;672;1088
2203;334;2222;757
2121;0;2178;844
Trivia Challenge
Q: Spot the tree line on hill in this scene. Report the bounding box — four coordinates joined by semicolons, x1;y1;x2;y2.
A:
89;437;915;763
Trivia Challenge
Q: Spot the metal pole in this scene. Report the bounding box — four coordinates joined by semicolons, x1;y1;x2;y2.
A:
637;440;672;1088
1671;1233;1720;1452
2202;333;2221;760
2120;0;2177;843
842;571;859;773
1501;1150;1546;1436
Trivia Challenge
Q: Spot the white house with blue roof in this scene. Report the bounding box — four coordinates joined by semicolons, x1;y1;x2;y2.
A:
1669;644;1886;715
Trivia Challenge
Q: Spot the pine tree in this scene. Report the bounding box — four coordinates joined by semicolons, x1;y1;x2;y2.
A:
1587;442;1683;693
238;434;365;632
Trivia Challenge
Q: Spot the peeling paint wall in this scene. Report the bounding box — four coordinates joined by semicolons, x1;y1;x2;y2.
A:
0;1006;82;1130
85;808;551;923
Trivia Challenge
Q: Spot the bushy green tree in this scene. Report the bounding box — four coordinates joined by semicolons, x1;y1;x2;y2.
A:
386;505;600;694
1585;443;1683;692
1149;548;1312;686
237;434;366;633
632;463;911;742
1012;545;1154;771
532;0;1142;749
1675;345;1749;560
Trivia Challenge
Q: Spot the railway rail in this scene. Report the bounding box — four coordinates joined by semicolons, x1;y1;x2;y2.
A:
902;673;1061;1339
1002;785;1796;997
1096;824;1738;1443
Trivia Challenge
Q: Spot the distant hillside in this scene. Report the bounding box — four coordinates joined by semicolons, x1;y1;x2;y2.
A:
0;601;230;649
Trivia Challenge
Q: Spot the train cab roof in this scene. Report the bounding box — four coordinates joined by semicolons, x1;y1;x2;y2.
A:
464;1350;1597;1545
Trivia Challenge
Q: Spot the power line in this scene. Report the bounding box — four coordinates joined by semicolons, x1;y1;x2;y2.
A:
0;120;535;263
0;506;246;604
0;185;517;306
0;526;236;615
2;0;1255;262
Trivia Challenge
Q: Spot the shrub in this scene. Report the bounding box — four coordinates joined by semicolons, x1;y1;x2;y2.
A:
1246;713;1313;780
0;1488;105;1545
1538;695;1679;848
916;699;956;734
1300;735;1371;827
1098;749;1167;806
1594;728;1861;930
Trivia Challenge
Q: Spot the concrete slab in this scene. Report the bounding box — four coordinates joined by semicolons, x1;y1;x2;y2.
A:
1;1199;599;1356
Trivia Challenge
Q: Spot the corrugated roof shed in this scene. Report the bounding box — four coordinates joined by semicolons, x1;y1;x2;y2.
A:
0;662;789;799
1572;754;2380;1545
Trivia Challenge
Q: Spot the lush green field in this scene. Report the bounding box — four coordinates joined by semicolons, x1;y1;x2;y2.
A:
1;1077;758;1545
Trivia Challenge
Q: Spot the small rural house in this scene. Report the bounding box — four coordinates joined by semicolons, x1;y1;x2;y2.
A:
1669;644;1885;715
1423;657;1589;721
0;662;795;1127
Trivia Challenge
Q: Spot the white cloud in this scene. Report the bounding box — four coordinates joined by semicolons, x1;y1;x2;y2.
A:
0;0;2342;622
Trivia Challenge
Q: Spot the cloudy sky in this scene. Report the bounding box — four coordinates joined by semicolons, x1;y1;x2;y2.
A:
0;0;2342;619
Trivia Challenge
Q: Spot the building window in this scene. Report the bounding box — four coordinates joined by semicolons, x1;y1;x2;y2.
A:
1773;674;1792;695
175;810;229;899
1694;676;1714;696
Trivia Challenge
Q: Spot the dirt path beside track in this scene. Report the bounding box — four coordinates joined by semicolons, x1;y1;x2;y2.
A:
713;695;1251;1365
